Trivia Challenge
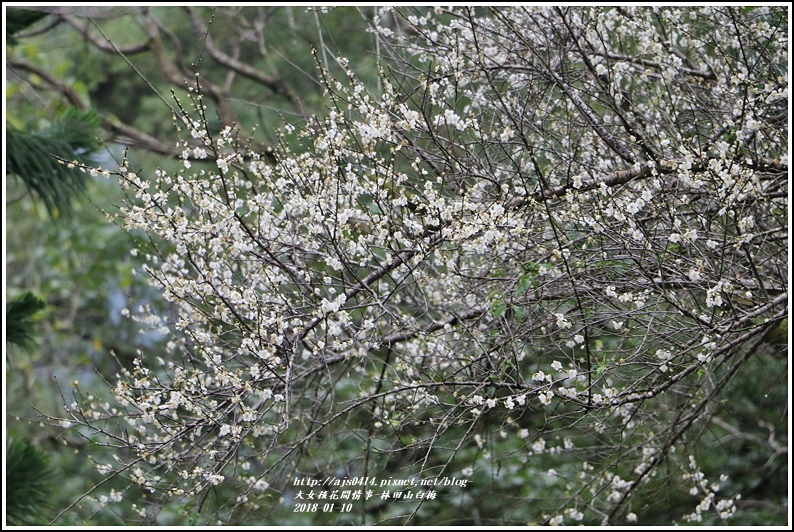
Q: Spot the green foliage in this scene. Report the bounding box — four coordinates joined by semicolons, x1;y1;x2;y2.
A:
3;6;788;526
5;8;48;45
5;291;47;352
6;108;101;219
5;438;56;525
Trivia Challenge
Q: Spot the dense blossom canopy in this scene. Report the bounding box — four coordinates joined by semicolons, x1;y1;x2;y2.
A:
60;6;787;525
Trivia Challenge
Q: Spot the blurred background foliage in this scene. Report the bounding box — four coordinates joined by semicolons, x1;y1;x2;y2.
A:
4;6;387;525
4;6;788;526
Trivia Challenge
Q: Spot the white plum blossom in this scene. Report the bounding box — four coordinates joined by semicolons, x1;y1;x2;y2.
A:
539;391;554;406
555;313;572;329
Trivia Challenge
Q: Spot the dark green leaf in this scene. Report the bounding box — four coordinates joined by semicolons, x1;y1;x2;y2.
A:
5;292;46;351
516;275;532;297
6;108;100;219
511;304;525;322
6;9;49;45
5;438;56;525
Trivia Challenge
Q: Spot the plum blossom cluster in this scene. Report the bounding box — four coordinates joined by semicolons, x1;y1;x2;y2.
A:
59;5;786;524
682;455;740;523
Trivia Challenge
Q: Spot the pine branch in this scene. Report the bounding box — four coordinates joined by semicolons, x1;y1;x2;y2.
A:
5;292;47;351
5;438;56;526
